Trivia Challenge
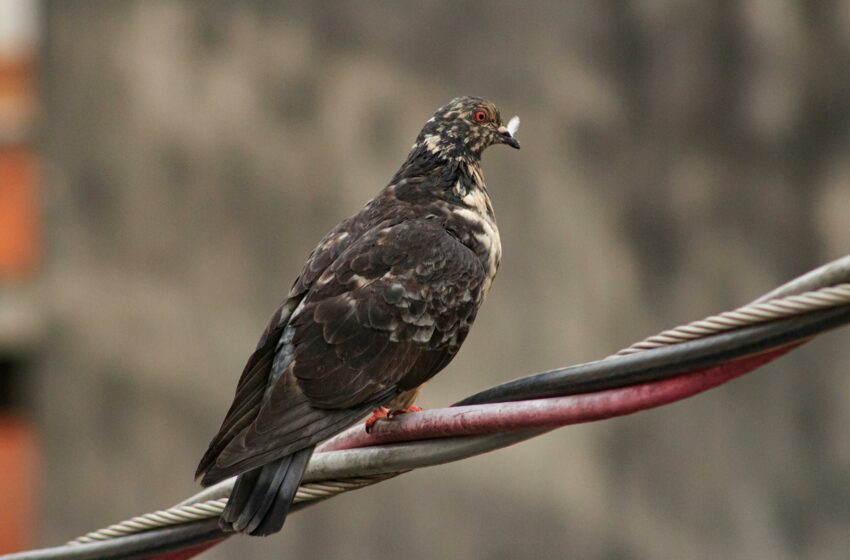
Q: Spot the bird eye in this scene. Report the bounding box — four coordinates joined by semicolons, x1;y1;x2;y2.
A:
474;110;488;123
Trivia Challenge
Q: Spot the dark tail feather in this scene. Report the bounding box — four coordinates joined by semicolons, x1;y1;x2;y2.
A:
220;445;315;536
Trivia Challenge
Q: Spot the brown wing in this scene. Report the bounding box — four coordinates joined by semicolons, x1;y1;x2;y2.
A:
204;220;485;480
196;217;363;482
290;219;486;407
195;300;296;480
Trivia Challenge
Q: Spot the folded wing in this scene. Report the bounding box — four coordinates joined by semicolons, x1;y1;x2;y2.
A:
200;220;485;482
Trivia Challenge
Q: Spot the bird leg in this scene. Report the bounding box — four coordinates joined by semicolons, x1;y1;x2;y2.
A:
364;405;424;433
365;386;424;433
388;405;424;418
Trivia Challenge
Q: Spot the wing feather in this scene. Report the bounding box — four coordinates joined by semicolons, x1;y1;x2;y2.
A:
199;218;488;483
288;220;486;408
196;301;296;479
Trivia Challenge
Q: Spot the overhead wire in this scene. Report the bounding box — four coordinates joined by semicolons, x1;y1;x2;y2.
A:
4;256;850;560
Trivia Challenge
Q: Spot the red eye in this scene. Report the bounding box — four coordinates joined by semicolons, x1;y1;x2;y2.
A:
474;110;488;123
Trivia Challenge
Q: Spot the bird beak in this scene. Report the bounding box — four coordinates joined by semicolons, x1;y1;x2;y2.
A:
497;115;521;149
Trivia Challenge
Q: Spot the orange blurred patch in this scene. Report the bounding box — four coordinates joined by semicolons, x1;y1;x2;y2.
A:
0;414;38;553
0;147;38;279
0;54;37;132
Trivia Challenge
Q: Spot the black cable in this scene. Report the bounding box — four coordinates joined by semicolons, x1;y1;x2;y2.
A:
456;304;850;406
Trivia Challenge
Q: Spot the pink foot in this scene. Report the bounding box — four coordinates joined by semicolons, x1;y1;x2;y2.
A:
364;407;389;434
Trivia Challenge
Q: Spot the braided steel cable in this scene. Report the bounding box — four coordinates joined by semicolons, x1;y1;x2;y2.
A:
613;284;850;356
69;474;400;544
60;278;850;546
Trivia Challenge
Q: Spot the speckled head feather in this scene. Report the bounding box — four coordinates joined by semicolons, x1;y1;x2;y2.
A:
412;96;520;162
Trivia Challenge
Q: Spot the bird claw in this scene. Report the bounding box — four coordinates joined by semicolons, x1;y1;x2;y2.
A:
364;407;390;433
364;405;424;433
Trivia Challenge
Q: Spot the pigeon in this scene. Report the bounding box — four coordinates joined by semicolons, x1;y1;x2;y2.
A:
195;96;520;536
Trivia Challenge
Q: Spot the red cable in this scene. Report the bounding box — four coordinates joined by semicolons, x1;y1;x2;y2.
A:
319;343;801;452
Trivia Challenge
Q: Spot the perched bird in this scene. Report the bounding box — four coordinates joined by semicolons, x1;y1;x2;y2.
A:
196;96;520;536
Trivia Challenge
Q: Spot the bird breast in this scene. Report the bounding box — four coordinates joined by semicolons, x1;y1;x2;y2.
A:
451;182;502;297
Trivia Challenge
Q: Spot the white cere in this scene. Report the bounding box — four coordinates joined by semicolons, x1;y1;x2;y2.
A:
507;116;520;136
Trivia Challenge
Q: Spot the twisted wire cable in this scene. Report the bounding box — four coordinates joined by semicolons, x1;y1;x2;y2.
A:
63;278;850;546
68;474;400;544
613;284;850;357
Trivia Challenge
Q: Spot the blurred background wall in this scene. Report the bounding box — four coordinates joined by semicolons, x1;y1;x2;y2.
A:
6;0;850;558
0;0;40;553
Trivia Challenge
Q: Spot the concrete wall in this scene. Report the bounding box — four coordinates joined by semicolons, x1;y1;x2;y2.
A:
34;2;850;558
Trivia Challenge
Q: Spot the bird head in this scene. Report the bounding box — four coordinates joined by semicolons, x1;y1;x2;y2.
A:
414;96;520;162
